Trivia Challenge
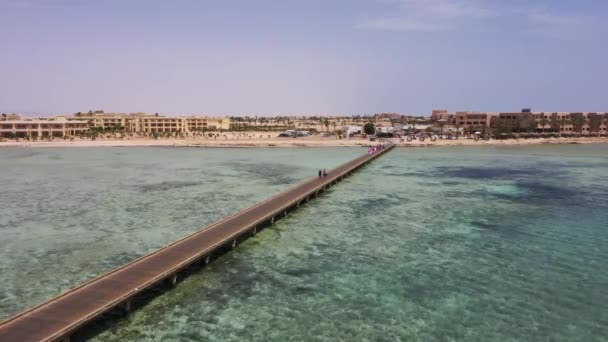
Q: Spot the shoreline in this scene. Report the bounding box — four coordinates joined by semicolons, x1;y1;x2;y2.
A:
0;136;607;148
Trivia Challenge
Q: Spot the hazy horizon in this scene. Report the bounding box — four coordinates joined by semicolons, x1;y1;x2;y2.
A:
1;0;607;116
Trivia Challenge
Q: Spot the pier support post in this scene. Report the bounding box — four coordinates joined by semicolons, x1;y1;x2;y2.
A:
205;255;211;264
284;210;287;217
170;274;177;287
232;239;237;248
253;226;257;236
62;336;70;342
123;299;132;313
297;201;300;208
271;216;275;224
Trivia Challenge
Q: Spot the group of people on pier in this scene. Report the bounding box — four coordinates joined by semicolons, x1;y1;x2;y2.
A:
318;144;386;178
368;144;385;154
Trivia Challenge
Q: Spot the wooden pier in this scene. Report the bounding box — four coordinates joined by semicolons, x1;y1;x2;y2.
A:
0;144;395;342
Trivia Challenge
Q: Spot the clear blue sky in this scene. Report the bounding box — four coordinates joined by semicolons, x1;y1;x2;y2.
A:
1;0;607;116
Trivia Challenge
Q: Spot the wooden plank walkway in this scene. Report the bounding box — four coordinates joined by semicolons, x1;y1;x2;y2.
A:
0;144;394;342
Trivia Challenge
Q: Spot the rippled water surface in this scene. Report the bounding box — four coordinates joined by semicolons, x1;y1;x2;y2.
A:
1;145;607;341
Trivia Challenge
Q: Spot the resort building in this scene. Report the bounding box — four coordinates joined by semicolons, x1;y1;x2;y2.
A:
440;109;608;134
455;112;497;130
548;112;607;134
491;112;537;131
0;111;232;138
492;111;608;134
0;116;90;138
430;109;452;123
71;111;231;134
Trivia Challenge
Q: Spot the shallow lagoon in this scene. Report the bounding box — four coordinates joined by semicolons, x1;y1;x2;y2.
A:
1;145;607;341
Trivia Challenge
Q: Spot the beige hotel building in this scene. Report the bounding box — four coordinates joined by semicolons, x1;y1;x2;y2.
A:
0;116;89;138
1;111;231;138
75;111;230;134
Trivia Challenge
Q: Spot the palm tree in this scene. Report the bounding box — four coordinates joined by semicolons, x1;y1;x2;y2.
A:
559;117;566;134
437;119;447;137
588;114;602;134
363;122;375;135
323;119;330;132
571;114;586;134
539;117;549;133
550;115;559;133
514;117;524;133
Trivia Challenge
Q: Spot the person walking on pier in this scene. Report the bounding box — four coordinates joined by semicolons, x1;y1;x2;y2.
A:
318;170;322;178
323;169;328;178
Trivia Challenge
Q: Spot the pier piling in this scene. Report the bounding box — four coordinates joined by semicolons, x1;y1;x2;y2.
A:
122;299;132;313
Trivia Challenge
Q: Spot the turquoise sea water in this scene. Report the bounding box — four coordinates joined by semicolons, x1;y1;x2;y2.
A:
1;145;607;341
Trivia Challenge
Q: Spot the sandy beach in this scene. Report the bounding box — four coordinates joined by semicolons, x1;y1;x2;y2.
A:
1;134;607;148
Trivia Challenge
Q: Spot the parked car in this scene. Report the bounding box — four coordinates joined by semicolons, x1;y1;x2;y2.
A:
279;131;296;137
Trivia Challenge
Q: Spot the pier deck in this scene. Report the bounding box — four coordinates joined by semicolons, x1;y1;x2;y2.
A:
0;145;394;342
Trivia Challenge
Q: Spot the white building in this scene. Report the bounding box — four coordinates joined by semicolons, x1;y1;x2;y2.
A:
342;125;362;136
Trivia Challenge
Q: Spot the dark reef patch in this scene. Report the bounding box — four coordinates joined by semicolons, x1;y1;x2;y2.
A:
516;181;577;201
436;166;545;180
3;151;42;159
348;194;410;219
471;220;522;237
136;181;203;193
223;162;301;185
